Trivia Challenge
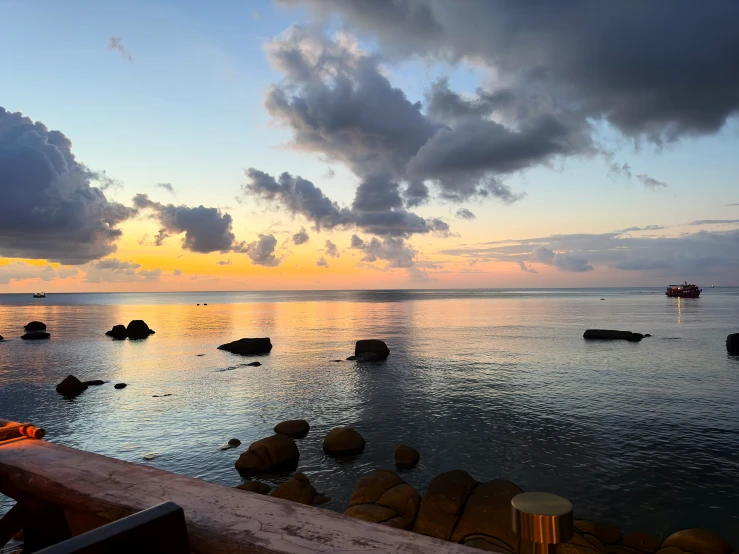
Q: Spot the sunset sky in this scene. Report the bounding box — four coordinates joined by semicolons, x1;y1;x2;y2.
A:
1;1;739;291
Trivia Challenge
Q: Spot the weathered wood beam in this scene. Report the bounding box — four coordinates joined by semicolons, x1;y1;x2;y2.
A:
0;504;22;549
0;438;477;553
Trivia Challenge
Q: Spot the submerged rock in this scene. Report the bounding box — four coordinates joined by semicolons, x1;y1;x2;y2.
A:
56;375;88;397
354;339;390;360
24;321;46;331
274;420;310;439
105;324;128;340
218;337;272;355
235;481;271;495
21;332;50;340
323;427;366;456
126;320;155;339
413;469;477;540
583;329;644;342
247;361;262;366
114;383;127;389
270;473;317;505
727;333;739;355
394;444;420;469
84;380;106;386
234;434;299;475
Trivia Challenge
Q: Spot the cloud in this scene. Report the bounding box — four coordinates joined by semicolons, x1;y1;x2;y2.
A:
456;208;476;220
518;262;537;274
316;256;328;267
244;234;280;267
292;226;310;245
688;219;739;226
637;174;668;190
324;239;340;258
217;259;232;266
350;234;417;269
108;37;133;63
132;194;240;253
438;227;739;276
430;218;456;238
285;2;739;143
155;182;175;195
173;269;182;276
0;262;78;285
84;258;162;283
0;107;135;264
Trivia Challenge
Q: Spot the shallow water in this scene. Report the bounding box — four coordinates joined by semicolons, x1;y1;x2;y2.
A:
1;289;738;545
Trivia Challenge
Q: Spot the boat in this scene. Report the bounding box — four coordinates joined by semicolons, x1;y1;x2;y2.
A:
32;291;46;298
665;282;701;298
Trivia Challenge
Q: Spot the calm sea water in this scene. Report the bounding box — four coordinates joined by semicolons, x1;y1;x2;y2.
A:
1;289;738;546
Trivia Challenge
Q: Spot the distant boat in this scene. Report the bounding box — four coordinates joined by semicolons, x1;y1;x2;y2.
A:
666;282;701;298
33;291;46;298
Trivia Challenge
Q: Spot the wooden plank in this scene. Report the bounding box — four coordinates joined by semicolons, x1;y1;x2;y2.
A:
0;438;482;554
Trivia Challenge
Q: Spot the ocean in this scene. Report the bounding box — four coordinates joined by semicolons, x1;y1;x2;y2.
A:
1;288;738;545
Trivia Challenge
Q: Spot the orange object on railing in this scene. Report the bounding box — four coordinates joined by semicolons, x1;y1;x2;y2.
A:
0;419;46;440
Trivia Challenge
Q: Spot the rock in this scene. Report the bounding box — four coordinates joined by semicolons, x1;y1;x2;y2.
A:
349;470;403;506
555;530;605;554
574;521;622;545
83;380;106;386
344;504;396;524
142;452;159;461
323;427;366;456
21;332;50;340
0;335;4;341
583;330;644;342
450;479;523;551
606;546;645;554
584;534;606;553
622;533;662;553
355;339;390;359
114;383;127;389
56;375;88;397
412;469;477;540
234;434;299;475
274;420;310;439
105;324;128;339
727;333;739;355
218;337;272;355
24;321;46;331
126;320;155;339
270;473;316;505
247;361;262;366
235;481;271;495
661;529;733;554
313;495;331;506
228;438;241;447
376;483;420;529
152;394;172;398
655;548;682;554
394;444;420;469
644;334;652;338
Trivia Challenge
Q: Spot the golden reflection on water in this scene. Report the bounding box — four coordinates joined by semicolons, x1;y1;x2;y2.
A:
677;297;681;324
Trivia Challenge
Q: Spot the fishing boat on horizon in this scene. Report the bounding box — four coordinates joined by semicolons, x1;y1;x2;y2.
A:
665;282;701;298
32;291;46;298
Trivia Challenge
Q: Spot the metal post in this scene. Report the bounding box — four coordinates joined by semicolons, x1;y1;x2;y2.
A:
511;492;574;554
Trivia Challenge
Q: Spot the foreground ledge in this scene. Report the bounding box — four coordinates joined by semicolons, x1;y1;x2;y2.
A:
0;438;482;553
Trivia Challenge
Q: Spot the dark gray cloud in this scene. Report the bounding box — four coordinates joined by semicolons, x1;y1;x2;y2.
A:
292;226;310;245
0;261;78;285
109;37;133;63
155;182;175;195
0;107;136;264
284;1;739;142
350;234;417;269
84;258;162;283
316;256;328;268
456;208;476;220
244;234;279;267
439;227;739;277
132;194;238;253
637;174;668;190
688;219;739;226
324;239;340;258
217;259;232;266
726;203;739;207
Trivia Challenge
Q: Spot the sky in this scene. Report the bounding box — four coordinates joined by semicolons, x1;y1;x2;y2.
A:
1;0;739;292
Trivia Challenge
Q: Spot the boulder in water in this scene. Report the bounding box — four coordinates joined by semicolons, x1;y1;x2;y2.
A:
661;529;733;554
0;335;4;341
323;427;366;456
727;333;739;355
218;337;272;355
354;339;390;360
394;444;420;469
583;329;644;342
270;473;317;505
105;324;128;340
235;481;271;495
56;375;88;397
21;332;50;340
344;470;420;530
24;321;46;331
228;438;241;447
126;320;155;339
84;380;106;386
234;434;299;475
114;383;127;389
274;419;310;439
412;469;477;540
247;361;261;366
